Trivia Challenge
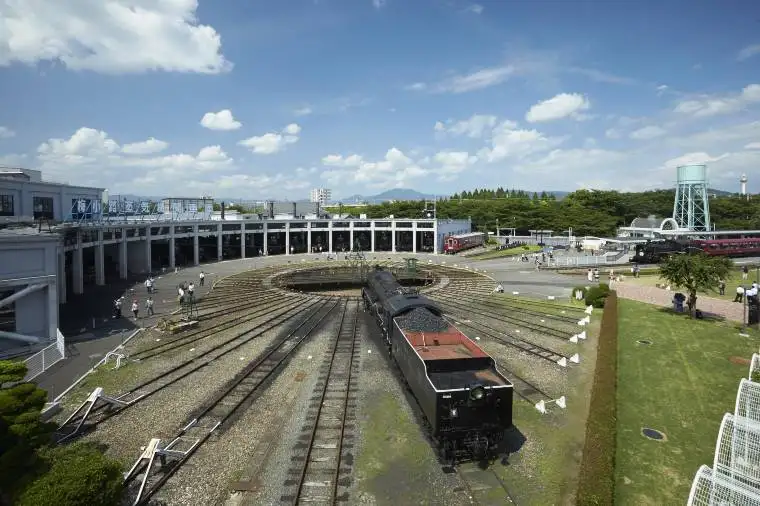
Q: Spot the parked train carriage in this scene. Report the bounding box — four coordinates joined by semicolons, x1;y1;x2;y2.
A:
633;237;760;263
692;238;760;257
363;268;513;462
443;232;486;254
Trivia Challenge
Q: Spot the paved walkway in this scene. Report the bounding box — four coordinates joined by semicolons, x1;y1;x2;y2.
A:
614;282;745;321
36;264;219;401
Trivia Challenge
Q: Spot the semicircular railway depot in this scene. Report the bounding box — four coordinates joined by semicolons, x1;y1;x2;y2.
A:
51;255;598;506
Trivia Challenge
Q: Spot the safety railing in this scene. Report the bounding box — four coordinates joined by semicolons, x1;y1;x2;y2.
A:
23;329;66;382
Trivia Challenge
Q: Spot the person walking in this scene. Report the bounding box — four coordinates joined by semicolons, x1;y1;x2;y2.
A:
113;298;122;319
145;276;153;293
188;282;195;298
145;297;154;316
719;279;726;296
131;300;139;319
199;271;205;286
735;286;745;303
743;266;749;280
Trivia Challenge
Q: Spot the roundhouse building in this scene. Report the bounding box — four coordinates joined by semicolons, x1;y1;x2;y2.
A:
0;172;469;361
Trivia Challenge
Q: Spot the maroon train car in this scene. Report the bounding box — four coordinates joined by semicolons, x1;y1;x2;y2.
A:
443;232;486;254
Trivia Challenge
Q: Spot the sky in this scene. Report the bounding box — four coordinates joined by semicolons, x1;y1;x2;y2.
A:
1;0;760;200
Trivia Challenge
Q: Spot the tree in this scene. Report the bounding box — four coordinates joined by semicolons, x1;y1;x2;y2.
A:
0;361;125;506
658;253;733;318
15;443;124;506
0;361;55;502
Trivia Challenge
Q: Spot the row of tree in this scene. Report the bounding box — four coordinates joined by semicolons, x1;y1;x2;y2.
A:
327;189;760;237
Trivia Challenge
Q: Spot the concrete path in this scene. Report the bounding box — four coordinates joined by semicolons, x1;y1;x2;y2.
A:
614;282;745;322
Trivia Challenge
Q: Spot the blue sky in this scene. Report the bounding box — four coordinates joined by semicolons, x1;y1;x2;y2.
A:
1;0;759;200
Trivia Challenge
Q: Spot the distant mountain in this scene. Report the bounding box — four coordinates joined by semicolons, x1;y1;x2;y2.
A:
336;188;437;204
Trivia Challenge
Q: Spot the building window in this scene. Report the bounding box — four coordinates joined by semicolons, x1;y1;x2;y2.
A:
0;194;13;216
33;196;54;220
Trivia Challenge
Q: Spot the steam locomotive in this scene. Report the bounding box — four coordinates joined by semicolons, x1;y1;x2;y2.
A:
362;267;513;463
633;237;760;263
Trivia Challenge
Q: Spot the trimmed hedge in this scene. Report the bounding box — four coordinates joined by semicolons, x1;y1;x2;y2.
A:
576;290;619;506
585;284;611;308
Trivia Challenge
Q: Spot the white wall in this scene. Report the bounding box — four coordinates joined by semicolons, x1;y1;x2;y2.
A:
0;179;103;220
0;234;59;343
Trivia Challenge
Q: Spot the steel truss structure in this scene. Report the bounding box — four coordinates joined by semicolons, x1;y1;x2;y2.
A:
688;369;760;505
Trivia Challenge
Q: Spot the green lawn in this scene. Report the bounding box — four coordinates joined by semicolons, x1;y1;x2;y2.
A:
615;299;760;506
469;244;542;260
626;266;759;303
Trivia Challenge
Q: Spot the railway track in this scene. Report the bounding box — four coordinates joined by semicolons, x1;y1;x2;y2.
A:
280;300;361;504
443;292;583;324
128;298;344;505
131;294;314;361
431;292;576;340
457;464;518;505
57;298;335;439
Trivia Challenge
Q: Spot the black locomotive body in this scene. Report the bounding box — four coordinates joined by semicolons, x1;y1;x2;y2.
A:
632;239;695;263
363;267;513;462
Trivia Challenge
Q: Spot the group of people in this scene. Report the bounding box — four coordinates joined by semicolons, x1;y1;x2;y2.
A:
111;270;207;320
113;296;153;319
734;281;759;304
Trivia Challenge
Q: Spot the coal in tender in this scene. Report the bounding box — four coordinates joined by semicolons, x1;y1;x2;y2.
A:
395;307;450;333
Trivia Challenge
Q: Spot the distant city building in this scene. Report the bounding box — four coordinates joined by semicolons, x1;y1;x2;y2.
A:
310;188;331;205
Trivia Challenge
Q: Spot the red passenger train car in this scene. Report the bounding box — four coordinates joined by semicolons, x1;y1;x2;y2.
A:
691;238;760;257
443;232;486;254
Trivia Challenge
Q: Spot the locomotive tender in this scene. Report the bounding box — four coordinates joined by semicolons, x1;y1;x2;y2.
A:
362;267;513;462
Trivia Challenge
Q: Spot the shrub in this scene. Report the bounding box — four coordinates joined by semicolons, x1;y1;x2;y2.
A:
15;442;124;506
522;245;530;250
585;286;610;308
576;291;619;505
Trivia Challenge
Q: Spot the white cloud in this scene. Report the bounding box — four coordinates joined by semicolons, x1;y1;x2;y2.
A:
433;66;515;94
404;82;427;92
433;151;478;181
321;148;428;189
239;123;302;155
674;84;760;117
629;125;667;140
525;93;591;123
0;0;231;74
663;152;729;169
746;142;760;150
605;129;621;139
466;4;484;14
121;137;169;155
293;106;313;117
738;44;760;61
372;0;387;9
32;127;236;190
322;154;364;167
434;114;501;138
0;126;15;138
200;110;242;131
478;120;564;163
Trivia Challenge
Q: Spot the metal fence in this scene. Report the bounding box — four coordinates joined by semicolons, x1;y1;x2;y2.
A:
23;329;66;382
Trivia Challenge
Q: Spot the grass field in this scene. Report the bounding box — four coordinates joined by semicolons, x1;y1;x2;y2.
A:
469;244;542;260
615;299;760;505
625;265;759;303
